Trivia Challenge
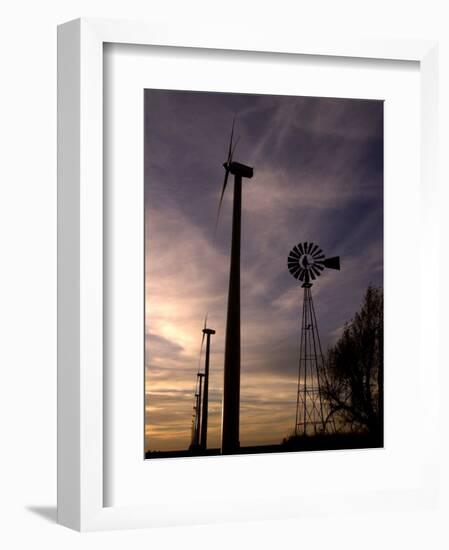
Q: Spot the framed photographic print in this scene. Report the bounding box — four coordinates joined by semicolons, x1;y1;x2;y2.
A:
143;89;384;460
58;18;441;531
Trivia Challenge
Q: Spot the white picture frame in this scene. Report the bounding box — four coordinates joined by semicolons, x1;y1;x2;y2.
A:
57;17;440;531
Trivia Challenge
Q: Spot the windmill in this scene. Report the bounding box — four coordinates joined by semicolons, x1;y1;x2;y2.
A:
217;118;254;454
287;242;340;436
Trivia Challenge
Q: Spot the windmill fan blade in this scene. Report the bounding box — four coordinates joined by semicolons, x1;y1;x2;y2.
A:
290;267;301;279
298;243;305;255
289;249;300;259
288;250;300;262
310;244;319;256
288;260;299;273
323;256;341;270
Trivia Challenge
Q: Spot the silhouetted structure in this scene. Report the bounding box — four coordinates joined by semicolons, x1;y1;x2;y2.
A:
287;242;340;436
200;328;215;450
192;373;205;448
219;122;254;454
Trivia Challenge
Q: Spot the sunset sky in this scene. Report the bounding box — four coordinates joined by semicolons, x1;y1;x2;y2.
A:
144;90;383;452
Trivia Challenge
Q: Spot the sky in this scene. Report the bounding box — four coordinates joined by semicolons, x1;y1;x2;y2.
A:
144;89;383;452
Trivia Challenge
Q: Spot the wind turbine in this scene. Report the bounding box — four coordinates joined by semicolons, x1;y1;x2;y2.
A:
200;326;216;450
217;118;254;454
194;372;204;447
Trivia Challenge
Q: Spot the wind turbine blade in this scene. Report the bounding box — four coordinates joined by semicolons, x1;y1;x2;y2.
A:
197;313;208;373
214;169;230;229
323;256;340;270
213;118;240;240
227;116;236;162
214;120;237;235
230;136;240;163
201;313;208;350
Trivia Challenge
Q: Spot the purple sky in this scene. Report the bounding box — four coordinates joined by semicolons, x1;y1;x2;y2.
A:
144;89;383;452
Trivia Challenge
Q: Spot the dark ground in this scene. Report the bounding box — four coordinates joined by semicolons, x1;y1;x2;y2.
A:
145;432;383;459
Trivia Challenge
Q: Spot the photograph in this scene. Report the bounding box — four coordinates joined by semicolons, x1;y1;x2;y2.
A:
144;89;384;459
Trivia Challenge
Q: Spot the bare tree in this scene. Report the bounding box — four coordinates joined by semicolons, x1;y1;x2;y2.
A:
322;285;383;440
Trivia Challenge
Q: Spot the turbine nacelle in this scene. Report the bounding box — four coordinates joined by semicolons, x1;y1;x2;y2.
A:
225;161;254;179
